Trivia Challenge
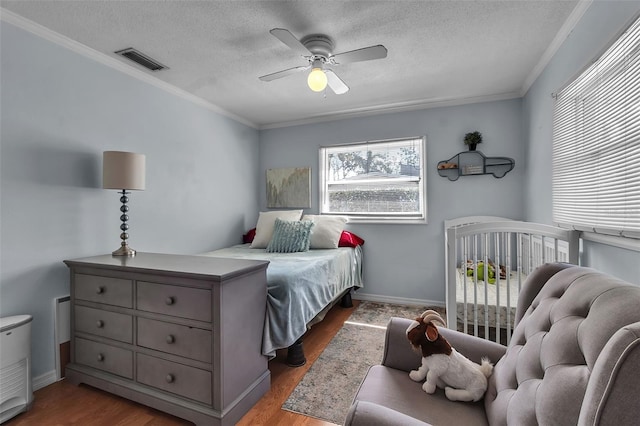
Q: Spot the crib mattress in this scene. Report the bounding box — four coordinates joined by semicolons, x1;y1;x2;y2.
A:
455;268;526;329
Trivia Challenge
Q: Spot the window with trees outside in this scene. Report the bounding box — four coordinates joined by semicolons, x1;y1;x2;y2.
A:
552;14;640;240
319;136;426;223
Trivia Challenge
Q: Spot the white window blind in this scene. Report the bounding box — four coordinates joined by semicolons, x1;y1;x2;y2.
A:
552;15;640;239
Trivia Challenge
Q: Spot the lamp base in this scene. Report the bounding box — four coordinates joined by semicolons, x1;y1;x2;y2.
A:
112;244;136;257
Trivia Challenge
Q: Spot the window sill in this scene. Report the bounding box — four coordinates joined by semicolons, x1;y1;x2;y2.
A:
340;216;427;225
581;232;640;252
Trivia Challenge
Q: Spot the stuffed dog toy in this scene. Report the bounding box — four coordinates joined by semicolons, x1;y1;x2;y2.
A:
406;310;493;402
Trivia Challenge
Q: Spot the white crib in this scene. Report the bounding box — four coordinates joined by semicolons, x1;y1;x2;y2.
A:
444;216;579;344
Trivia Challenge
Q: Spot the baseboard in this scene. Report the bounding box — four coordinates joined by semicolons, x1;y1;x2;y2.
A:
33;370;59;391
352;293;444;308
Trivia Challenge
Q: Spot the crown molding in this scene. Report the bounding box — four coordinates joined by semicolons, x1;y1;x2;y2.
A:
520;0;593;95
259;92;521;130
0;8;258;129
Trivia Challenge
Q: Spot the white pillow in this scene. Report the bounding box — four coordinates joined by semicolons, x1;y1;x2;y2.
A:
251;210;303;248
302;215;348;249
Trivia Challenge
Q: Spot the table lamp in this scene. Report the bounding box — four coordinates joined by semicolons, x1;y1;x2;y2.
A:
103;151;146;256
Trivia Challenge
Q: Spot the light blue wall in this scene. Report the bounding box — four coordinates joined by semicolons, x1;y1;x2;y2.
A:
260;99;525;303
522;0;640;283
0;22;260;379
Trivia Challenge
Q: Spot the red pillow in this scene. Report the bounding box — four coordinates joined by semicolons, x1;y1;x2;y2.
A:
338;230;365;247
243;228;256;244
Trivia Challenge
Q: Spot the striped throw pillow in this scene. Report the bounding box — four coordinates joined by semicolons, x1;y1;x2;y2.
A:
265;218;314;253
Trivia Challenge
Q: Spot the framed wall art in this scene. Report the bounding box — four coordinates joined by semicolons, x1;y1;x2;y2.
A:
266;167;311;208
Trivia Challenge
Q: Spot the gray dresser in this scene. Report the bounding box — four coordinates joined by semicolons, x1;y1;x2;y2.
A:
63;253;270;426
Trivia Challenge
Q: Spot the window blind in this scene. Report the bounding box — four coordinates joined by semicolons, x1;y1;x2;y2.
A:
552;15;640;239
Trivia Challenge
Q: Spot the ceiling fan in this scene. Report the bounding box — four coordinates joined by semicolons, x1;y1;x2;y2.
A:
259;28;388;95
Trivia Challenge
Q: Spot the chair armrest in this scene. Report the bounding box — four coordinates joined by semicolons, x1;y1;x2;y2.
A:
579;321;640;425
380;317;507;371
439;327;507;365
380;317;422;371
344;400;432;426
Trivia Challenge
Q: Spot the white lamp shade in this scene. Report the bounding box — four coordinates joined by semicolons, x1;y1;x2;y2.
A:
103;151;146;190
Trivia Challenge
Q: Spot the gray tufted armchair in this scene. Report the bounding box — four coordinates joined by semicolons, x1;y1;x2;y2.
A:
345;263;640;425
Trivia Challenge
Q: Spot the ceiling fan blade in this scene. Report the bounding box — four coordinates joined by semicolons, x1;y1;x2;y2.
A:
325;70;349;95
259;66;309;82
270;28;311;56
332;45;387;64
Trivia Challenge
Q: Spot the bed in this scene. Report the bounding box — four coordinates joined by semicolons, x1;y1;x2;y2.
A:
200;212;364;366
445;216;579;344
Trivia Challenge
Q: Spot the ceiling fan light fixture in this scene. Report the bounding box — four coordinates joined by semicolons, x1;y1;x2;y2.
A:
261;28;385;95
307;68;327;92
307;58;327;92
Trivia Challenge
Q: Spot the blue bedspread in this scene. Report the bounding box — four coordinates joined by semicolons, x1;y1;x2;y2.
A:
200;244;363;358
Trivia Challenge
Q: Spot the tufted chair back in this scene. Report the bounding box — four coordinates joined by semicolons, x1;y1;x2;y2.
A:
484;263;640;425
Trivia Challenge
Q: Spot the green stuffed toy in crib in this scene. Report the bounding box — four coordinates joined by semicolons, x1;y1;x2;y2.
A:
466;261;497;284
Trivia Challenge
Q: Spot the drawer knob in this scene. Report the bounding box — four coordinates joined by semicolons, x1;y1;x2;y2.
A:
165;296;175;305
97;353;104;362
96;320;104;328
96;286;105;294
165;374;175;384
166;335;175;344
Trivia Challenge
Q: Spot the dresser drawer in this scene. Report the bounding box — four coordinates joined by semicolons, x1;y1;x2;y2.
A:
75;306;133;344
137;318;211;363
75;337;133;379
137;282;211;322
137;353;212;405
75;274;133;308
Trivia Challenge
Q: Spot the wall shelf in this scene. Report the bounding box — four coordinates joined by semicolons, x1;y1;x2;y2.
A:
437;151;514;181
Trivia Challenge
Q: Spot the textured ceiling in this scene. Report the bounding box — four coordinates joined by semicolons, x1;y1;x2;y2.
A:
1;0;582;128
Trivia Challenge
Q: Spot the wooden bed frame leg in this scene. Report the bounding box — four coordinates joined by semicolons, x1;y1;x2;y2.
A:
286;339;306;367
340;291;353;308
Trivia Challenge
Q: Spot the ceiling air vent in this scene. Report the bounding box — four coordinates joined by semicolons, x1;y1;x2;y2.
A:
114;48;168;71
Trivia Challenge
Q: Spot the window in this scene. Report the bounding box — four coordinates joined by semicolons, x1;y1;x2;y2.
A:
319;137;426;223
552;15;640;239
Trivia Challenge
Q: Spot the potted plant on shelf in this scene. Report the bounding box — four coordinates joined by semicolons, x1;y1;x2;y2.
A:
464;131;483;151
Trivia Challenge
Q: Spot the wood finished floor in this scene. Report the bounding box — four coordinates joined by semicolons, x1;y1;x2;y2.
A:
6;301;359;426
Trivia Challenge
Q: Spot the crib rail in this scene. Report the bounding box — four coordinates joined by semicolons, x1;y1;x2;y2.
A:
445;219;579;345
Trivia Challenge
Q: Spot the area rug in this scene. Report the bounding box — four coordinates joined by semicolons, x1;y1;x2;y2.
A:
281;301;445;425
